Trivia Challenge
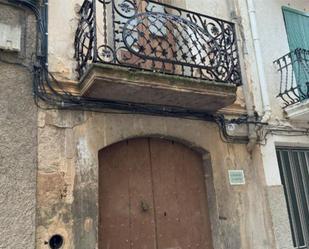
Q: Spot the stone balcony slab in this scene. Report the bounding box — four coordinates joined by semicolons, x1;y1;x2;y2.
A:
79;64;237;112
285;98;309;121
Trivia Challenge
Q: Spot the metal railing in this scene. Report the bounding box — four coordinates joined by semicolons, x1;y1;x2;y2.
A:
274;48;309;107
74;0;242;85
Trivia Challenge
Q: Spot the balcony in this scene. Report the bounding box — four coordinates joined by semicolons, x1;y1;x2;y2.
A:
74;0;242;112
274;48;309;120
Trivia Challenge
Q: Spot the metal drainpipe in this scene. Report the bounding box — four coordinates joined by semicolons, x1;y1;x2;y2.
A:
247;0;272;123
228;0;257;152
44;0;48;66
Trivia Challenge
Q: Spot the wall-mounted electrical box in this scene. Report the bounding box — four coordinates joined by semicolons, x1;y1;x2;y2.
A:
0;23;21;52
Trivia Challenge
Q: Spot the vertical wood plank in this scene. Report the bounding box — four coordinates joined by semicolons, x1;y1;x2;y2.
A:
149;138;213;249
99;139;157;249
126;139;157;249
99;141;131;249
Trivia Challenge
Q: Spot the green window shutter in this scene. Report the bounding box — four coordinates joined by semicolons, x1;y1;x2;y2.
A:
276;148;309;248
282;7;309;99
282;7;309;51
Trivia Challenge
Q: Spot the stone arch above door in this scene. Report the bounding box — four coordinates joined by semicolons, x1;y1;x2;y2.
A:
70;115;225;249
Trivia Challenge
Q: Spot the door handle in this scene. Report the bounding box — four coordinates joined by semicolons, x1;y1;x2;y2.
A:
140;200;150;212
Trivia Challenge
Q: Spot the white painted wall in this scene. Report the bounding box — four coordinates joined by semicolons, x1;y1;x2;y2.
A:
254;0;308;119
248;0;309;187
261;133;309;186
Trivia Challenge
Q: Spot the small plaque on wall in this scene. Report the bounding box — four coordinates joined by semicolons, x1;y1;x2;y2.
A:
228;170;245;185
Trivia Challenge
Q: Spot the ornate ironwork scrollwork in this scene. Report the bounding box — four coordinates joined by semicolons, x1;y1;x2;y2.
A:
74;0;95;77
74;0;242;85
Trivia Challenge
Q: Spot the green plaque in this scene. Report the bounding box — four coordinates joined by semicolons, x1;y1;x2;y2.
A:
228;170;245;185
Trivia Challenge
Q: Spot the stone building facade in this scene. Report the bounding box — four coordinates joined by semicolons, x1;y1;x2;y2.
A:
0;1;37;248
0;0;308;249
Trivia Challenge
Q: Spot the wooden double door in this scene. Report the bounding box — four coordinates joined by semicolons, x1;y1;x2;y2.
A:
99;138;213;249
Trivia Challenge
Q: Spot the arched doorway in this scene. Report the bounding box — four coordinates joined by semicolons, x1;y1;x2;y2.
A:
99;138;213;249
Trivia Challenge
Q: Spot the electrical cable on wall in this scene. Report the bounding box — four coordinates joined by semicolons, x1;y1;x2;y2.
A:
7;0;267;144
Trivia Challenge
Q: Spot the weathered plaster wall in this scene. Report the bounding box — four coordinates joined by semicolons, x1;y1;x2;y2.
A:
231;2;308;246
185;0;230;21
36;110;276;249
0;2;37;249
48;0;83;80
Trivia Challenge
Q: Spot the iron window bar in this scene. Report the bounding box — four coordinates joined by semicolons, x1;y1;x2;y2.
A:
274;48;309;108
74;0;242;85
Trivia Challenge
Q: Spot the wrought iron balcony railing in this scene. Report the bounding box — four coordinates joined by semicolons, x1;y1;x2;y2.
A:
74;0;242;85
274;48;309;107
